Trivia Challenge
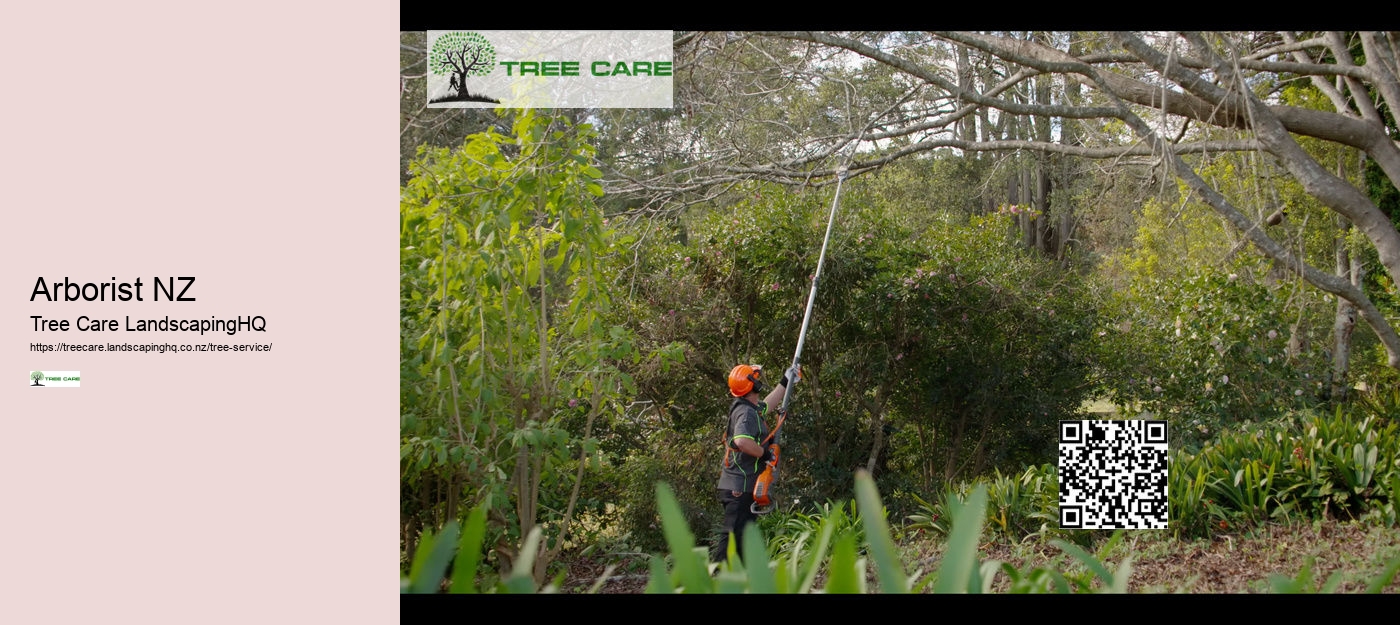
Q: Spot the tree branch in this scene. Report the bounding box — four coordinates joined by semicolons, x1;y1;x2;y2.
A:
1103;33;1400;366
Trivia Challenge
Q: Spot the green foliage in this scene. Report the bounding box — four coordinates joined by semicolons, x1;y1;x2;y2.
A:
400;500;561;594
400;110;638;579
762;499;864;562
854;470;908;593
931;483;988;593
905;490;953;538
1096;267;1331;435
1050;535;1134;593
1267;557;1347;594
620;180;1101;519
646;471;915;593
616;437;716;553
905;407;1398;544
1169;409;1400;536
1166;454;1226;539
984;465;1059;541
1365;554;1400;593
908;464;1059;544
429;31;496;77
651;470;1135;594
403;463;1400;594
1095;154;1357;435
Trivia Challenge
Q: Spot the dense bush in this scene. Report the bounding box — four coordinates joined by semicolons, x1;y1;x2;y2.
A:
615;182;1101;530
400;111;641;581
1096;267;1333;441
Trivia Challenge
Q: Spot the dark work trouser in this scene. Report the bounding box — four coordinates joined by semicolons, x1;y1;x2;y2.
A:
713;488;757;563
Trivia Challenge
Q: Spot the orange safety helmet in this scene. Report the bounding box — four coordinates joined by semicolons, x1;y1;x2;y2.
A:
728;364;764;397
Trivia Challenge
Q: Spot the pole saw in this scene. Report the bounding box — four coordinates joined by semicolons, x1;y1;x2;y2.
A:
751;164;851;515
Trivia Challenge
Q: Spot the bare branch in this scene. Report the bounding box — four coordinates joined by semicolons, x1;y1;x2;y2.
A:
1246;35;1329;60
754;31;1123;119
1279;32;1354;117
1323;31;1383;124
1359;31;1400;129
1112;32;1400;365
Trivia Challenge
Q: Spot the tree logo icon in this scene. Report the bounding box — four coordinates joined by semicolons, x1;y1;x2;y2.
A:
429;31;501;104
30;371;44;386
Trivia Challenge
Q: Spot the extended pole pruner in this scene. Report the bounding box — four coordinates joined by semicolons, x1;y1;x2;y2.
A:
751;164;852;515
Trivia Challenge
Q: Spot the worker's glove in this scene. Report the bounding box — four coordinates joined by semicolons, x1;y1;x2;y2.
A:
759;445;776;466
781;364;802;388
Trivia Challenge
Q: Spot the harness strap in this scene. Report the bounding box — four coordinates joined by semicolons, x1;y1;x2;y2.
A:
721;397;769;470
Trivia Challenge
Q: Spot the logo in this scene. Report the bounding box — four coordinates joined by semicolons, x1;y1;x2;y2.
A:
426;31;673;109
429;31;500;104
29;370;80;388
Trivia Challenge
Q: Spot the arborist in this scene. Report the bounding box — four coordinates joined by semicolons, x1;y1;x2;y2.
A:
709;163;852;564
713;362;800;562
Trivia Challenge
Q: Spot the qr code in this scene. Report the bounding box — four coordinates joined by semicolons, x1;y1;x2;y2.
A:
1058;420;1168;529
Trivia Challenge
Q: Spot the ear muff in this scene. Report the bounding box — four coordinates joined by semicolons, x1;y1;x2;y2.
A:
749;373;767;396
728;364;766;397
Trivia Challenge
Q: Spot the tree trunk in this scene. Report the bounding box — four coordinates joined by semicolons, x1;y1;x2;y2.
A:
915;420;931;494
943;406;969;482
1021;166;1035;248
1031;36;1054;257
957;45;977;142
435;472;445;529
865;413;885;475
454;71;469;98
1331;216;1357;401
445;470;459;524
862;377;893;475
402;514;419;572
1056;38;1083;261
1034;160;1051;255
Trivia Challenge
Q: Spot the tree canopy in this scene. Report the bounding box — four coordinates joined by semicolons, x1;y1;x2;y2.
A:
603;31;1400;367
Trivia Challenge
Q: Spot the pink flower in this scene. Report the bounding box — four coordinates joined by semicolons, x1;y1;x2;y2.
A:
1267;329;1278;340
683;256;691;263
771;283;781;291
896;353;903;360
835;391;842;398
568;399;579;408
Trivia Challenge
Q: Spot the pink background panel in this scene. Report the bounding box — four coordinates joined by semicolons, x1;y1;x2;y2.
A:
0;2;398;622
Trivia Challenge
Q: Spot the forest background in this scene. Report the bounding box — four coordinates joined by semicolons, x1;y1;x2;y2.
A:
399;31;1400;593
